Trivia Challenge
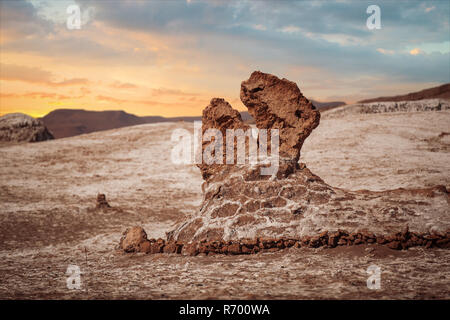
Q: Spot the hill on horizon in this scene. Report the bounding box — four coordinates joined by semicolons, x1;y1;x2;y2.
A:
358;83;450;103
41;98;346;139
41;109;202;139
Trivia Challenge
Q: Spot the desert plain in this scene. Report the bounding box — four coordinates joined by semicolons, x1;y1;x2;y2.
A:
0;104;449;299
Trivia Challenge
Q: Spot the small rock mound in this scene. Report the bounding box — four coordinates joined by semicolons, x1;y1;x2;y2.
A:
0;113;54;143
323;99;450;119
96;193;111;209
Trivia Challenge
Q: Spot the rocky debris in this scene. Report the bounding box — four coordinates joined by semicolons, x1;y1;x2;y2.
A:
0;113;54;143
119;226;184;254
121;227;450;255
240;71;320;160
96;193;111;209
324;99;450;119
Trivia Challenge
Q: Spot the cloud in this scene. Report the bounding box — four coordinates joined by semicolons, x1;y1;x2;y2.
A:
409;48;422;55
150;88;198;97
252;24;266;31
0;0;53;42
0;64;53;83
279;25;301;34
1;92;72;100
1;0;449;116
377;48;395;55
110;81;139;89
0;64;89;86
96;95;127;104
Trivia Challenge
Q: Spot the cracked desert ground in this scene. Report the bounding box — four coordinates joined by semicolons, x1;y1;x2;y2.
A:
0;108;449;299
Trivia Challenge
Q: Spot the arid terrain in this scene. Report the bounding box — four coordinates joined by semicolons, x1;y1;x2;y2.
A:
0;104;449;299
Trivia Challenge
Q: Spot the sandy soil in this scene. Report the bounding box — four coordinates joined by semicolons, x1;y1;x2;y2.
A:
0;110;449;299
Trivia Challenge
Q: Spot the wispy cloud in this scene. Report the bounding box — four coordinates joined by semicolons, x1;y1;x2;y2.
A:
0;0;449;117
0;64;89;86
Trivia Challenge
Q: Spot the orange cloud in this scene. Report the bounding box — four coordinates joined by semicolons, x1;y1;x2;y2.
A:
0;64;89;86
409;48;422;55
109;81;139;89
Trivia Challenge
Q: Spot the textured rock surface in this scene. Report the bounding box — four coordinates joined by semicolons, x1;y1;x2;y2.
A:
197;98;250;180
0;113;54;143
143;227;450;256
167;72;450;244
169;161;449;242
240;71;320;160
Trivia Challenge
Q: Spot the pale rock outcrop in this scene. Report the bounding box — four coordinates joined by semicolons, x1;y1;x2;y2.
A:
0;113;54;143
324;99;450;119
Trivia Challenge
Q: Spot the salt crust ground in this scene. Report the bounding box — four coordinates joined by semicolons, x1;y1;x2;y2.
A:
0;109;449;299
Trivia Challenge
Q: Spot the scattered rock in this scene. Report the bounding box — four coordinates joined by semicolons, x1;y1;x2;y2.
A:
96;193;111;209
119;226;148;253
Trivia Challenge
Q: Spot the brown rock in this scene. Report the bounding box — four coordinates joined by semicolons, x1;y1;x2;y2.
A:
228;243;241;255
120;226;148;253
139;240;152;254
163;242;177;254
241;245;252;254
387;241;402;250
183;243;199;256
328;236;339;248
166;71;450;245
240;71;320;160
96;193;111;209
197;98;250;181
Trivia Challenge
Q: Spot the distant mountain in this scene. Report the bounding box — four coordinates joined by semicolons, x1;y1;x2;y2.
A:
40;99;347;139
310;100;346;111
41;109;203;139
358;83;450;103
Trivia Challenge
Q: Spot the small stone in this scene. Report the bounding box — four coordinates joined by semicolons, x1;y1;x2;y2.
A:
119;226;148;253
96;193;111;209
228;243;241;255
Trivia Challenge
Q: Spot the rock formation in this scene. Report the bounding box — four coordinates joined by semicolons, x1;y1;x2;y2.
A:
121;71;450;255
0;113;54;143
197;98;250;180
167;71;449;244
240;71;320;160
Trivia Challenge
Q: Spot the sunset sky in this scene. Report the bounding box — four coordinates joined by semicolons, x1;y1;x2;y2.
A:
1;0;449;118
